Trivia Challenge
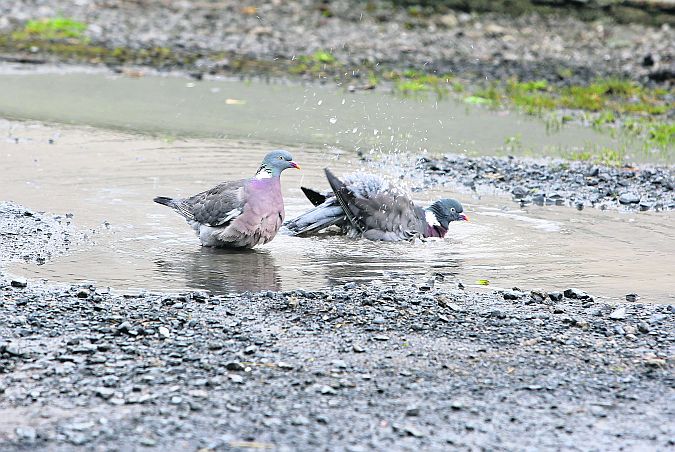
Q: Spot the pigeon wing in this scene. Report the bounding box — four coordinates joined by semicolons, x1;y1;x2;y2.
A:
178;179;247;227
324;168;366;233
350;192;427;239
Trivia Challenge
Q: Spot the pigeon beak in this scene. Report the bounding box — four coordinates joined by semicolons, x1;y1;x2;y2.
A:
459;214;469;221
290;161;301;170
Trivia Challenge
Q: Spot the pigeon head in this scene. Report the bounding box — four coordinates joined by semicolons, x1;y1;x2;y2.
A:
427;198;468;229
256;150;300;178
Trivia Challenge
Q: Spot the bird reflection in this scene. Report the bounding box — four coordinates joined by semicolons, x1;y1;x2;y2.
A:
154;247;281;295
301;236;464;287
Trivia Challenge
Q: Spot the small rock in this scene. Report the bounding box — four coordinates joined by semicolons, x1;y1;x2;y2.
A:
530;290;547;303
503;290;523;300
277;361;294;370
229;374;244;384
625;293;639;302
373;335;390;341
332;359;348;369
548;291;563;302
609;307;626;320
116;321;133;334
139;437;157;447
352;344;365;353
511;186;528;199
158;326;170;338
291;415;309;426
15;426;37;442
95;387;115;400
618;193;640;204
11;278;28;288
225;361;245;371
637;322;650;334
405;406;420;416
320;385;337;395
564;288;592;300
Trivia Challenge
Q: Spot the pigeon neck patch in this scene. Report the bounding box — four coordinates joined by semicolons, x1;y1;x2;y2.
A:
255;165;273;179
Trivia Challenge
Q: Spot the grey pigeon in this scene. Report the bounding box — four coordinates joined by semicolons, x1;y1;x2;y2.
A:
154;150;299;249
285;169;467;241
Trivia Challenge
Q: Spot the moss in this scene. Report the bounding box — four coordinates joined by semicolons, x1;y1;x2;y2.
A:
564;147;625;167
13;17;87;41
395;79;429;94
313;50;336;64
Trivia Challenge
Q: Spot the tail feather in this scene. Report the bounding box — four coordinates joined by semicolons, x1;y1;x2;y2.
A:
285;205;345;236
301;187;327;207
153;196;176;208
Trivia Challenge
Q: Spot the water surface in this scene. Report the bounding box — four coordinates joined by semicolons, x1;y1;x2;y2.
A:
1;120;673;303
0;66;634;159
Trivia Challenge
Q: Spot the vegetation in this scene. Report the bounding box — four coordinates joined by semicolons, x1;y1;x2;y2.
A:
13;17;87;41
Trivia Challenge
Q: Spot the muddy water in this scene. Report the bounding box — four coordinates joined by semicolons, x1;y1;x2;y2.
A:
1;120;673;303
0;66;635;160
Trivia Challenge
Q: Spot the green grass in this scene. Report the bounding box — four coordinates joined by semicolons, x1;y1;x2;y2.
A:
14;17;87;41
564;147;626;167
312;50;336;64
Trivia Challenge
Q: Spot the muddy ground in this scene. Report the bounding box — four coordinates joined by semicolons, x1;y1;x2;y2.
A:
0;1;673;85
1;199;674;450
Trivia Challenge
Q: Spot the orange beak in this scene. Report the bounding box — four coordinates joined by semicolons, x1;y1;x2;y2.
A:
460;214;469;221
290;161;301;170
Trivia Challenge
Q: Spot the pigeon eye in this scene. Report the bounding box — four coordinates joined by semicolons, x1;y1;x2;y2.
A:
278;156;284;160
451;208;456;212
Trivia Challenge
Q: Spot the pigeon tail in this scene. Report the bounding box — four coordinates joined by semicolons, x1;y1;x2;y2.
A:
153;196;176;208
301;186;327;207
285;205;345;236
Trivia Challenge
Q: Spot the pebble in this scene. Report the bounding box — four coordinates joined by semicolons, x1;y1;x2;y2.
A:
373;335;390;341
564;288;592;300
609;307;627;320
619;193;640;204
225;361;245;371
158;326;170;338
548;291;563;302
625;293;639;302
320;385;337;395
15;426;37;441
11;278;28;288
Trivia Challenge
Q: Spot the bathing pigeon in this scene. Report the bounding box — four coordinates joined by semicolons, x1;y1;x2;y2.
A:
154;150;299;249
285;169;467;241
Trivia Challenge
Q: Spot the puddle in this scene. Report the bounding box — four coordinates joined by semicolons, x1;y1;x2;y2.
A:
0;66;639;160
1;120;673;303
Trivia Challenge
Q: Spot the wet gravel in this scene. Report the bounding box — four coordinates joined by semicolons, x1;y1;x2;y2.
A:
411;154;675;211
1;204;674;450
1;1;673;85
0;201;81;266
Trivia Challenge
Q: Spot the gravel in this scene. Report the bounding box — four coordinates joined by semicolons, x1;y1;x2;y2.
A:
411;154;675;211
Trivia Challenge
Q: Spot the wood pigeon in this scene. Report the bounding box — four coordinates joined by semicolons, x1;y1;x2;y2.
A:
285;169;467;241
154;150;300;248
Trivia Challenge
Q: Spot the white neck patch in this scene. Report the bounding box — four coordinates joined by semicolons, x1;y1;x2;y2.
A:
425;210;440;227
255;167;273;179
